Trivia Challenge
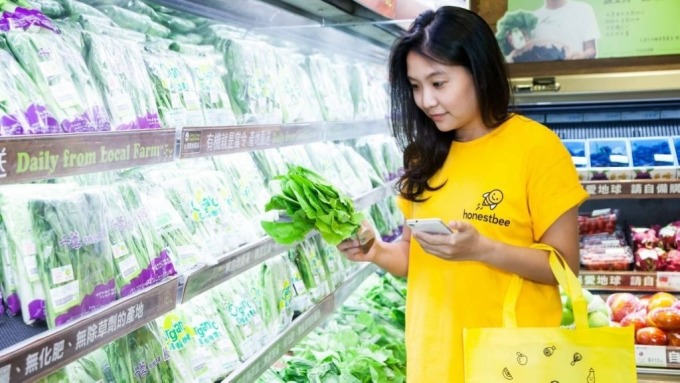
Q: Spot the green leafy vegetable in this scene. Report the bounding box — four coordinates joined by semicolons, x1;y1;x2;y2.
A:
262;165;364;246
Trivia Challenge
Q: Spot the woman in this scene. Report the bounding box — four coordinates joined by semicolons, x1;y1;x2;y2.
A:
338;6;588;382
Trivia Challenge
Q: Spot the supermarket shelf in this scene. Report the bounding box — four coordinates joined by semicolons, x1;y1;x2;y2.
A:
180;180;397;303
582;180;680;199
0;277;178;383
224;263;379;383
353;178;398;211
639;367;680;381
178;119;389;159
180;235;308;304
579;271;680;292
0;129;176;185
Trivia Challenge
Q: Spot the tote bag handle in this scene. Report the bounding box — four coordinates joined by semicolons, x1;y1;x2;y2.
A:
503;243;589;329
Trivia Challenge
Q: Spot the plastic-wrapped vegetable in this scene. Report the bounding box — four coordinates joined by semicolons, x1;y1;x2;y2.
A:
101;183;177;297
0;184;71;325
0;47;59;135
143;49;204;129
288;239;331;304
4;30;111;133
306;54;354;121
127;322;179;382
83;29;162;130
211;273;269;361
276;51;323;123
180;50;237;126
28;0;66;17
222;38;283;124
1;0;59;32
30;188;117;328
259;255;294;337
97;5;170;37
0;220;19;316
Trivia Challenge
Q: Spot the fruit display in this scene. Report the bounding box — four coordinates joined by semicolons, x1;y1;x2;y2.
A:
559;288;612;328
578;209;619;235
630;222;680;271
578;209;633;270
606;292;680;346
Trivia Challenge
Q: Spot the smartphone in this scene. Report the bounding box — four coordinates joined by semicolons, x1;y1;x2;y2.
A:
406;218;453;235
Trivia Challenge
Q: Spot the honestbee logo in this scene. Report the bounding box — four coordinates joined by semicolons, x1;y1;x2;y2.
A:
476;189;503;211
464;189;511;227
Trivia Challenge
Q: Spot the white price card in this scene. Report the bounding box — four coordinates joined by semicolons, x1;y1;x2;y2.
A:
656;272;680;290
0;364;10;383
635;345;667;367
654;154;675;163
609;155;629;164
572;156;588;166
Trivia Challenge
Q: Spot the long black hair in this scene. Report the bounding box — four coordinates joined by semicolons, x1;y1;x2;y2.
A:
390;6;511;202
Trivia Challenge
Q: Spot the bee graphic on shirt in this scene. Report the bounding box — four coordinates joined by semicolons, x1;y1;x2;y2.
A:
476;189;504;210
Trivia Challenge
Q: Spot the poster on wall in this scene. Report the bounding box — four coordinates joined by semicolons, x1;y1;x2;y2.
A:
497;0;680;63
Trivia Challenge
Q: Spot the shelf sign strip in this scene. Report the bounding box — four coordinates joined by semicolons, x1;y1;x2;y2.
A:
582;181;680;198
636;345;668;368
181;238;291;303
0;277;178;383
0;129;175;184
179;124;322;158
578;272;658;290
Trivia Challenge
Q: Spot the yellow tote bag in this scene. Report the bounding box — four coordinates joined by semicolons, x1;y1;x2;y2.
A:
463;244;637;382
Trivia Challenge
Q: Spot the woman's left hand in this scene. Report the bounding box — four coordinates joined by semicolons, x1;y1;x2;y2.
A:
412;220;491;262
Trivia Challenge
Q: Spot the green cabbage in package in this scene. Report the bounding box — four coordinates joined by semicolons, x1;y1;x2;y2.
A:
4;30;111;133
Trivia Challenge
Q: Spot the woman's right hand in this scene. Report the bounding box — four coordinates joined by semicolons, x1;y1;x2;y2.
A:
337;221;376;263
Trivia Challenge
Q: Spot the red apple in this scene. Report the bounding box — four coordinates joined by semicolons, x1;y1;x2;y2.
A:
636;327;668;345
648;292;677;312
608;292;638;322
667;331;680;347
620;311;648;332
647;307;680;331
636;296;652;313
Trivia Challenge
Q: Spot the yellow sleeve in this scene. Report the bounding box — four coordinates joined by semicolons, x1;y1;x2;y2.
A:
527;134;589;241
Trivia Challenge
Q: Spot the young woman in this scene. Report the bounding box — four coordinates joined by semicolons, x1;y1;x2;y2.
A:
338;6;588;382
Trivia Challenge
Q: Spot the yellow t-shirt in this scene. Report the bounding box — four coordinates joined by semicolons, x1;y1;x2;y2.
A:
397;115;589;383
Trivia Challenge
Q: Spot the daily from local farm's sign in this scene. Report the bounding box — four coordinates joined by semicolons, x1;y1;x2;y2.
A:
0;130;175;184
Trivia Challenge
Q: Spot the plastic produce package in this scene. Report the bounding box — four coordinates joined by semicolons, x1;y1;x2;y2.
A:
3;29;111;133
100;183;177;298
0;0;59;33
143;47;204;129
258;254;294;337
210;273;269;361
0;184;74;325
82;29;162;130
222;37;283;124
173;44;237;126
306;54;354;121
30;188;117;328
0;48;59;135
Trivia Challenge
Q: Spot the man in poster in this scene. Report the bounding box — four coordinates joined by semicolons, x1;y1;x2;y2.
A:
532;0;600;59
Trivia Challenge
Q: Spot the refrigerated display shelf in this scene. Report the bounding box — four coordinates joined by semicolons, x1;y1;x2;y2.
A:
0;277;178;383
180;179;398;304
224;263;379;383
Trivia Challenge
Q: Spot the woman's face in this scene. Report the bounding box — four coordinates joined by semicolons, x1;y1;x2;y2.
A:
406;51;483;137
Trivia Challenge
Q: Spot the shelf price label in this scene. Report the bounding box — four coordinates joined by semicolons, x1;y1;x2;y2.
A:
636;345;667;367
0;130;175;185
0;277;177;383
656;272;680;290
